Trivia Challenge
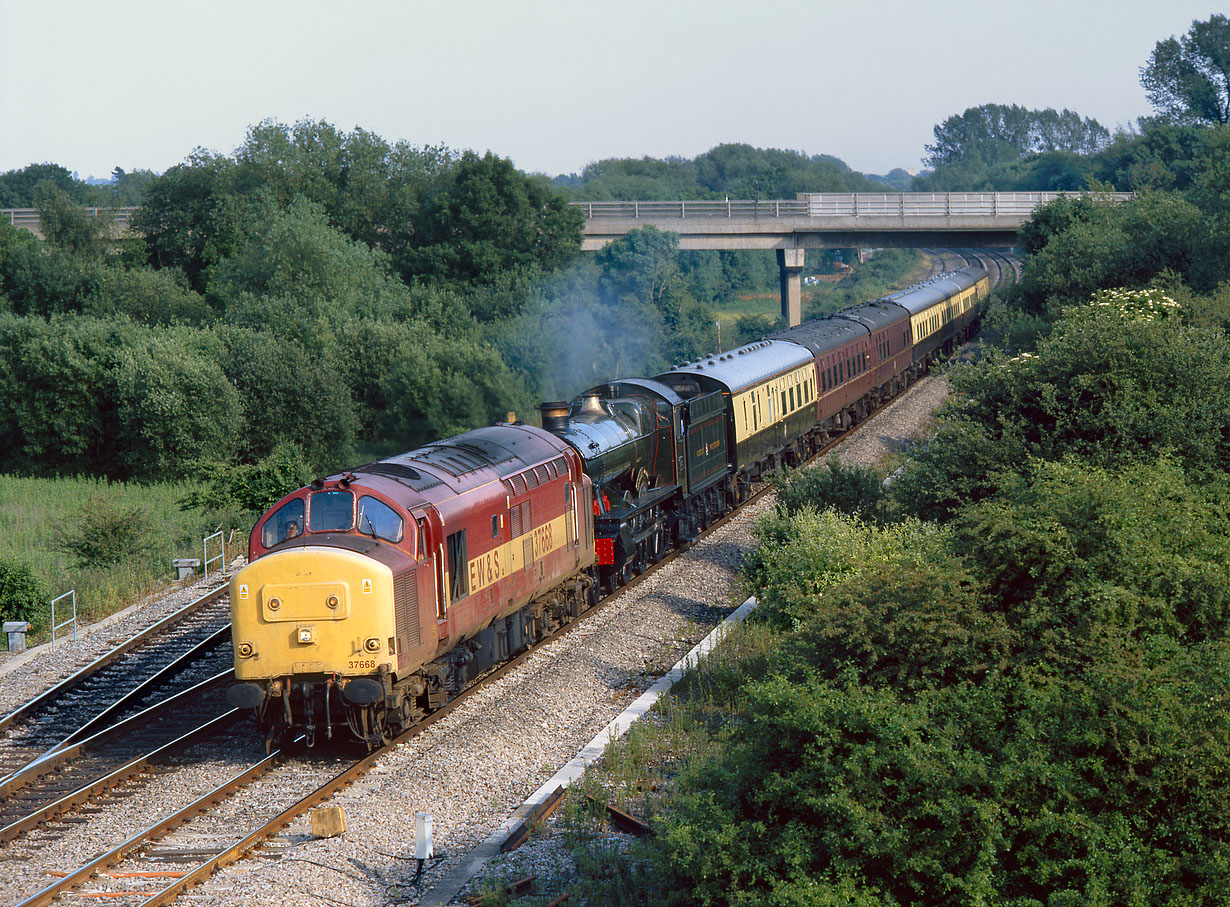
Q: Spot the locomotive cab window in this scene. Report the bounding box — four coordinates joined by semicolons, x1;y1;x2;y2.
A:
262;498;305;547
310;491;354;532
357;495;403;543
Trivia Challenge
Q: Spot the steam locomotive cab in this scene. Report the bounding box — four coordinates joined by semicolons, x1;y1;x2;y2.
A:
540;379;688;590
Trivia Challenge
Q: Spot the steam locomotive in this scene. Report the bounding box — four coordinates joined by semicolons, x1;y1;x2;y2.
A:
226;266;990;748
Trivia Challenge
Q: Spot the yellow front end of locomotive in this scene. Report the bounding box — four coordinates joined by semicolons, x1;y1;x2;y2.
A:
229;546;396;681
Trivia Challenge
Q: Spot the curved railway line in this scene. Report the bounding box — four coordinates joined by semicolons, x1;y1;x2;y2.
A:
2;249;1018;906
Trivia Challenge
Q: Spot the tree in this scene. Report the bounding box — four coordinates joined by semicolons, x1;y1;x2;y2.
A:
0;163;80;208
217;326;357;470
34;181;109;259
400;151;583;299
110;332;241;480
1004;192;1206;316
361;320;536;447
595;226;681;309
1141;14;1230;126
925;104;1110;169
183;440;315;523
0;314;242;480
132;150;248;293
232;118;454;253
208;194;412;332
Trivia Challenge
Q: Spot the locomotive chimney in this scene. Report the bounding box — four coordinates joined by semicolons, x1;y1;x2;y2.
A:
538;401;570;434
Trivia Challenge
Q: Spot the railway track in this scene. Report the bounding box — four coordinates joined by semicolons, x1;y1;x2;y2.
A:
0;671;238;845
6;251;1022;905
7;339;1002;905
0;587;231;783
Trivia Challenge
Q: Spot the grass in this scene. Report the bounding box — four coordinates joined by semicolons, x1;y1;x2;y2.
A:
0;474;222;640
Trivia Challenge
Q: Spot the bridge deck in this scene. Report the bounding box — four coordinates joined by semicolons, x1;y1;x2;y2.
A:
574;192;1132;251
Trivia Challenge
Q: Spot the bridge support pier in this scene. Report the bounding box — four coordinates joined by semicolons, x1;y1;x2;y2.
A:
776;248;805;327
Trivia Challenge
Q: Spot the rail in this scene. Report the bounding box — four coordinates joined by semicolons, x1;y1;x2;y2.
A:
572;191;1133;220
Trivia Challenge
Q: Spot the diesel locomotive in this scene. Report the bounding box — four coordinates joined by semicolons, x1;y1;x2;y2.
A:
227;265;990;747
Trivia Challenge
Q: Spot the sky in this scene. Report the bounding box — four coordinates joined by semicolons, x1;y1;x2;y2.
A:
0;0;1222;183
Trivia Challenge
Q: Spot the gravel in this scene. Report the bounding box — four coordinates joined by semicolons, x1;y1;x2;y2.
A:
0;374;950;907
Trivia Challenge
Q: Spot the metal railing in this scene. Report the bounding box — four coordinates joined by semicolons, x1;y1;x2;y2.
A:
572;199;810;219
800;191;1133;217
573;192;1133;220
203;530;226;580
50;590;78;650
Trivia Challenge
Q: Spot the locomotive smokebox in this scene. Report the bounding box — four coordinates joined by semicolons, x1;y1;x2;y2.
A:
539;401;570;434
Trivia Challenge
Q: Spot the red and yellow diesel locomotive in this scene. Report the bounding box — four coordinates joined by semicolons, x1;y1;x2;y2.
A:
228;266;991;747
227;423;596;748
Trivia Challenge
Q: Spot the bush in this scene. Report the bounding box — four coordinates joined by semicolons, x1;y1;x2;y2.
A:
772;457;890;524
743;509;952;632
0;558;42;624
953;456;1230;650
55;496;153;568
784;555;1007;696
183;441;315;535
892;287;1230;521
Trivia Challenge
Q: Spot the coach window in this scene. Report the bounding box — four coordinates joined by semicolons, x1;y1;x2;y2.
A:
310;491;354;532
262;498;305;547
358;495;403;543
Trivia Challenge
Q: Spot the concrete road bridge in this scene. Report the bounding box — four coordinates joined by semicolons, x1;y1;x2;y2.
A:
574;191;1132;324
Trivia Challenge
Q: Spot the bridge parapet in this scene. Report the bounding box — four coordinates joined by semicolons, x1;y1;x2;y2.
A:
573;191;1133;222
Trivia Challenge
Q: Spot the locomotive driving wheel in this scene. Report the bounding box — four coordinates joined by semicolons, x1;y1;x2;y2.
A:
634;469;650;499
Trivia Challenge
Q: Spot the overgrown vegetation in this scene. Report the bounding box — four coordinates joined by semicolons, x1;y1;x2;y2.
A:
553;285;1230;905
